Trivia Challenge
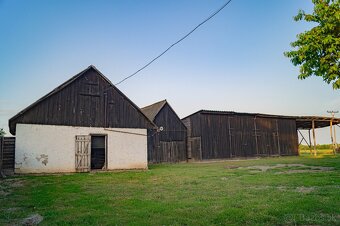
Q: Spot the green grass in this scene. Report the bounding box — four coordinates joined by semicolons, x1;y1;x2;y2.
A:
1;155;340;225
299;149;336;157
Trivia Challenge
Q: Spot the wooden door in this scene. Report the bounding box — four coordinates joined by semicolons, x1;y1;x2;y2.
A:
189;137;202;160
75;135;91;172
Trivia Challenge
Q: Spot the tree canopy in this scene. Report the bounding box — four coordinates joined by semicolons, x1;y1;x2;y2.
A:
284;0;340;89
0;128;5;137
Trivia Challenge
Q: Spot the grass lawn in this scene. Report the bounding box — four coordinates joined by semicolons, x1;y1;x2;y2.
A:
1;155;339;225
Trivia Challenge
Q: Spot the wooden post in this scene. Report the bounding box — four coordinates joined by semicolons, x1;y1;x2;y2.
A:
330;119;335;155
308;129;312;155
334;126;337;151
312;120;317;156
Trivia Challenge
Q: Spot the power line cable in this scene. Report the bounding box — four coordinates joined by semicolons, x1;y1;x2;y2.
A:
114;0;233;86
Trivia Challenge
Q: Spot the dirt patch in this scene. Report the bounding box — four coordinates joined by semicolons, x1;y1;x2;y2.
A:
223;166;240;169
245;164;305;172
236;164;335;174
296;186;316;193
0;190;10;196
6;207;21;212
276;170;325;174
21;214;43;225
248;185;288;191
0;178;26;197
277;186;287;191
10;180;24;188
248;185;319;193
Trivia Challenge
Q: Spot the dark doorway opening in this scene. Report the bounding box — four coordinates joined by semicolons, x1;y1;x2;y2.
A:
91;135;106;170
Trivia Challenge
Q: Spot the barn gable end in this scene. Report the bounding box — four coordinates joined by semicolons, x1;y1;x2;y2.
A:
9;65;154;135
142;100;187;163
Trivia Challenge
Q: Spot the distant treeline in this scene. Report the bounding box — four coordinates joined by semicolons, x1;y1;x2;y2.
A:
299;144;338;150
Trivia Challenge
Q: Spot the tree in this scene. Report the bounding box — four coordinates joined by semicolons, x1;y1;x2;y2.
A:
284;0;340;89
0;128;5;137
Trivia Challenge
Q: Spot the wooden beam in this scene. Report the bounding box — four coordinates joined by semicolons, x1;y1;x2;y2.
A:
312;120;317;156
308;129;312;155
334;126;338;151
298;130;310;146
330;119;335;155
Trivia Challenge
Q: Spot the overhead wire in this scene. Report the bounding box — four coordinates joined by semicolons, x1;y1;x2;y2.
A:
114;0;233;86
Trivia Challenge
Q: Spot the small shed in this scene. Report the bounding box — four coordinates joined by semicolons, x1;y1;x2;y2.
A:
182;110;299;160
9;65;155;173
142;100;187;163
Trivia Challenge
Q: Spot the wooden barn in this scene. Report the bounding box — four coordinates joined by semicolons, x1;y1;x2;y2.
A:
8;65;155;173
182;110;299;160
141;100;187;163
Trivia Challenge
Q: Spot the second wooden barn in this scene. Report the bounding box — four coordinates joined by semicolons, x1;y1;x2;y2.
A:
142;100;187;163
182;110;298;160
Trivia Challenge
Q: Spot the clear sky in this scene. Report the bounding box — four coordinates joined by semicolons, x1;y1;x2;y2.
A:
0;0;339;143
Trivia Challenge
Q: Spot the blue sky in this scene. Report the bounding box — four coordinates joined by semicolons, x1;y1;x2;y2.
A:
0;0;339;143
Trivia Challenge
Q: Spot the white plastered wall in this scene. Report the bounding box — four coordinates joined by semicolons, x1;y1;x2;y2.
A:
15;124;147;173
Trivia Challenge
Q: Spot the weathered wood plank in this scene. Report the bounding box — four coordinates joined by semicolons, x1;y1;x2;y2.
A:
183;111;299;160
9;67;154;135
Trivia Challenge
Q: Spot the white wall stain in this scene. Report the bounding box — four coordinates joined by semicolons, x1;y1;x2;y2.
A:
36;154;48;166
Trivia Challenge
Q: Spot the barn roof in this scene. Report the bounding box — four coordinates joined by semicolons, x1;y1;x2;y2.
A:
182;110;340;130
141;100;167;122
9;65;156;134
182;110;296;120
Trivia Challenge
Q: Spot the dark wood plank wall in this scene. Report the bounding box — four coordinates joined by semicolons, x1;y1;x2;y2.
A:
230;116;257;157
182;118;192;159
9;68;153;134
0;137;15;175
201;114;230;159
184;112;299;160
278;119;298;155
148;104;187;163
256;117;279;156
147;129;159;163
182;113;202;160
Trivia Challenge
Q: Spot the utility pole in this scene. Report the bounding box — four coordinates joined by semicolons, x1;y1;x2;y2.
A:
327;110;338;155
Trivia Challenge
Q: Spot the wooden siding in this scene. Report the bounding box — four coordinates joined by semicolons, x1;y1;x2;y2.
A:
147;103;187;163
183;112;298;160
0;137;15;175
9;67;153;135
182;114;201;160
277;119;298;155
